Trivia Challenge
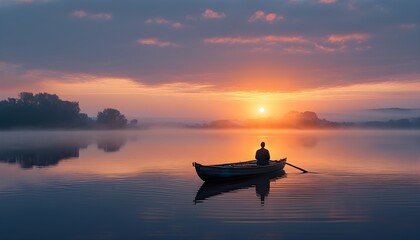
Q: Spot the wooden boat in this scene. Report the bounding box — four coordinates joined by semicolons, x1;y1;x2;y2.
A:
193;158;287;182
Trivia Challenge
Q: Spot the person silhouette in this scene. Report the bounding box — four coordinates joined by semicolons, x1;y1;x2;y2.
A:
255;176;270;205
255;142;270;165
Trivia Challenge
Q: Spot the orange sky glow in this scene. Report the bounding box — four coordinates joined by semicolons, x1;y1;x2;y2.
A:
1;75;417;120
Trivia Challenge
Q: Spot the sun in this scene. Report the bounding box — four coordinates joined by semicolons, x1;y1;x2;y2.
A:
259;107;265;113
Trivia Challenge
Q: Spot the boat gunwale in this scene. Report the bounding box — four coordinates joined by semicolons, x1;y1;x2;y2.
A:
194;158;287;170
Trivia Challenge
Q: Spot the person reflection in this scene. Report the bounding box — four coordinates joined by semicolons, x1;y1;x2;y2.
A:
255;176;270;205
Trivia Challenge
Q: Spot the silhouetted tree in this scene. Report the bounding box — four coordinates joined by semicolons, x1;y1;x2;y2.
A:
96;108;128;128
128;119;138;128
0;92;92;128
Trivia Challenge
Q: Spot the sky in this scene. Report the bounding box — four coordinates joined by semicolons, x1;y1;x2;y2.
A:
0;0;419;121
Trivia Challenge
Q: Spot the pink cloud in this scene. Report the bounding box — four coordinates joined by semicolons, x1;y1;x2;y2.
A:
137;38;177;47
314;43;344;52
249;10;284;23
146;17;183;29
71;10;87;18
204;34;370;54
249;11;265;21
319;0;337;3
204;37;260;44
327;33;371;43
264;35;308;43
71;10;112;20
283;47;312;54
202;9;226;19
204;35;308;44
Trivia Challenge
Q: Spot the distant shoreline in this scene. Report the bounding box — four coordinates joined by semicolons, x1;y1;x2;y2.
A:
1;125;420;131
1;92;419;130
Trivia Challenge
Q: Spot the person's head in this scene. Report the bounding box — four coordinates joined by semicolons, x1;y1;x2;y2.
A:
260;142;265;148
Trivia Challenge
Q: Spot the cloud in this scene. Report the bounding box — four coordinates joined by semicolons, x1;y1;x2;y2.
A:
204;37;260;44
71;10;112;20
90;13;112;20
204;35;309;45
145;17;183;29
71;10;87;18
319;0;336;4
314;43;344;53
249;10;284;23
1;0;420;94
137;38;177;47
283;47;312;54
204;34;372;54
0;61;90;92
327;33;371;43
202;9;225;19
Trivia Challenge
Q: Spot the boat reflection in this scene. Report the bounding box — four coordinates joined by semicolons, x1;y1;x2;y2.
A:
194;170;286;205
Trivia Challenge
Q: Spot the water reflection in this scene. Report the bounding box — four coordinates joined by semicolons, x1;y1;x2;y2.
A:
97;136;127;152
0;132;133;168
0;141;88;168
0;130;418;239
194;170;286;204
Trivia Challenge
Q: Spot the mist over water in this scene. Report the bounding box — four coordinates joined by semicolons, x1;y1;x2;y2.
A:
0;129;419;239
320;108;420;122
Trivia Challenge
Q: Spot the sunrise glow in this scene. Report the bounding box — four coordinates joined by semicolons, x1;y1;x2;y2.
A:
1;1;419;239
0;0;418;121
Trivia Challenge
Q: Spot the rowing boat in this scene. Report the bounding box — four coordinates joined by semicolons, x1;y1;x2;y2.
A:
192;158;287;182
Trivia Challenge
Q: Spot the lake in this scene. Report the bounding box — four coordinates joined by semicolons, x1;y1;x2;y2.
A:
0;129;419;239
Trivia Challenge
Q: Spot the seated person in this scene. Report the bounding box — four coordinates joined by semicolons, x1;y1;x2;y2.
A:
256;142;270;165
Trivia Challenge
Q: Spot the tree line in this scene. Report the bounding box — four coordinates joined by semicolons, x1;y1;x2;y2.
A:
0;92;135;129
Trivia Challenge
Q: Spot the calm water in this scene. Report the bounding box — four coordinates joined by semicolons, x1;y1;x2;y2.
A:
0;129;419;240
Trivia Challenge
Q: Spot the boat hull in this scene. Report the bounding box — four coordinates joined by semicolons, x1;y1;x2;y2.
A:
193;158;286;182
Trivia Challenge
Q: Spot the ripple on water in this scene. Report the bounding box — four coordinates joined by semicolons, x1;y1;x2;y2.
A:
189;171;419;225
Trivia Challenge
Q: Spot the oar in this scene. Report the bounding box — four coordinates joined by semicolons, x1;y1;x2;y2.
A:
285;162;308;173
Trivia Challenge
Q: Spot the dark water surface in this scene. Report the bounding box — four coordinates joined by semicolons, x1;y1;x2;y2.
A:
0;129;419;239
